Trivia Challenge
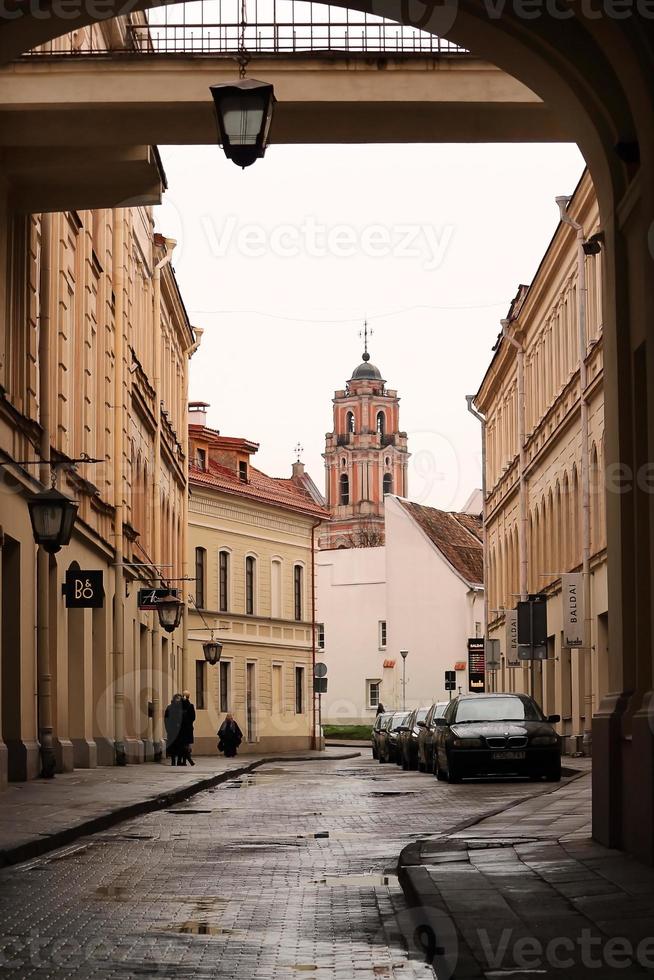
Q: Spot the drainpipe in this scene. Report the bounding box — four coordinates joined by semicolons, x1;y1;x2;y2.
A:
112;211;127;766
181;327;203;701
150;239;176;759
502;319;530;695
465;396;491;690
310;518;321;750
556;195;593;756
36;213;56;778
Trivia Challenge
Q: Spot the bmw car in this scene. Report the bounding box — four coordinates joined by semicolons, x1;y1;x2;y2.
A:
433;693;561;783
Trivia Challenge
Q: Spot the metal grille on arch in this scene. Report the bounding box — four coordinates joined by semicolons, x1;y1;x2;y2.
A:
25;0;468;57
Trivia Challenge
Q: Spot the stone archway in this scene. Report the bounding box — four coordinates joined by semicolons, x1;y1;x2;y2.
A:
0;1;653;862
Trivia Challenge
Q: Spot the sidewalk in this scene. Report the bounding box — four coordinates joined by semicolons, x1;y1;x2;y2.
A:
0;748;359;868
399;767;654;979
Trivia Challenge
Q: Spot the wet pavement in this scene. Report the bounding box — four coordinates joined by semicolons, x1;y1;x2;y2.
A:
0;754;582;979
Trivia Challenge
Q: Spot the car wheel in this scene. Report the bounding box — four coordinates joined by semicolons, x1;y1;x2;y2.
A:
418;758;425;773
545;764;561;782
446;756;461;784
436;765;446;781
372;748;378;760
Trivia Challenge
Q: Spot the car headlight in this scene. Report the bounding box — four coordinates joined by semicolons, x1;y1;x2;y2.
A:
531;735;558;746
452;738;483;748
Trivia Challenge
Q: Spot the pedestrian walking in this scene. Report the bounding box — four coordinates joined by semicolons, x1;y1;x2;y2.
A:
217;713;243;758
164;693;184;765
180;690;196;766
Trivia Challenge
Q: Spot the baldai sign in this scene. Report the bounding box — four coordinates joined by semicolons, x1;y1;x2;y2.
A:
505;609;520;667
562;573;584;648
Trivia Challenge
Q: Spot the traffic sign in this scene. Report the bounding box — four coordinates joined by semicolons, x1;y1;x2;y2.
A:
314;662;328;678
444;669;456;691
314;677;328;694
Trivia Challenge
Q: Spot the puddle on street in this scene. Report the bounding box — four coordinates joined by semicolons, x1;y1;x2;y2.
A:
315;873;399;888
164;921;243;937
95;885;130;899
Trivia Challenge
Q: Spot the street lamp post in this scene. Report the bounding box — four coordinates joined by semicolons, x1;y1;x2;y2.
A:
400;650;408;710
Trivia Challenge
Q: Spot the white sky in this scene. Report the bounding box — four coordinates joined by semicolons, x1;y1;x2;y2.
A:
155;141;585;511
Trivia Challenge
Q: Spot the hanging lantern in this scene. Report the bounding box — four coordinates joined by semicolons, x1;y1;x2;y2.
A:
210;79;275;169
157;592;184;634
203;638;223;665
27;487;78;553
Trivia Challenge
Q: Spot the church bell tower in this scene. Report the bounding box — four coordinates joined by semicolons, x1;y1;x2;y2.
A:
321;328;409;549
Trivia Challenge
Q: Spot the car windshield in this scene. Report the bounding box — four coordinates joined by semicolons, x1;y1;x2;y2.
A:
433;703;448;718
454;696;543;723
390;712;409;730
416;709;429;724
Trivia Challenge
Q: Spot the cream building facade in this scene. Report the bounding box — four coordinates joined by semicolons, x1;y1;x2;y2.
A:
0;15;196;788
474;170;606;752
187;404;328;755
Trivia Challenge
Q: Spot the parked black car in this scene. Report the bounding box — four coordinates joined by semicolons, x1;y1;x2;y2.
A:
417;701;449;773
378;711;410;764
398;706;431;770
433;693;561;783
371;712;392;760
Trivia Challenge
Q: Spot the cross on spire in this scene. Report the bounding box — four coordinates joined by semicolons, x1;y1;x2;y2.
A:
293;441;304;463
358;320;373;362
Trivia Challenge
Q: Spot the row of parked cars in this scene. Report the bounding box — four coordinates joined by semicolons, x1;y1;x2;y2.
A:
371;693;562;783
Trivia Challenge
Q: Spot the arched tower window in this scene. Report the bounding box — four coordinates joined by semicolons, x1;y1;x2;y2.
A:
376;411;386;436
383;473;393;496
346;411;355;434
340;473;349;505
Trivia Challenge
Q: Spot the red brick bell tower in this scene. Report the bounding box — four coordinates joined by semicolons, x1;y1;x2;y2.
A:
321;327;409;549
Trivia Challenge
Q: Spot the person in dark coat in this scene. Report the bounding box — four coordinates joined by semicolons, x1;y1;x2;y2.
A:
164;693;184;765
180;690;196;767
217;714;243;758
376;702;386;716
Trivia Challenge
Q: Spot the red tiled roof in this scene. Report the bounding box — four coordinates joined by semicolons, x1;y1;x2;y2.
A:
399;500;483;587
190;458;328;519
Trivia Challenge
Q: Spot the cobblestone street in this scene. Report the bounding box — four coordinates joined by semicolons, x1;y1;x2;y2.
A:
0;754;574;979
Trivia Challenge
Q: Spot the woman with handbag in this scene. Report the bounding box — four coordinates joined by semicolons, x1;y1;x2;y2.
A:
217;713;243;758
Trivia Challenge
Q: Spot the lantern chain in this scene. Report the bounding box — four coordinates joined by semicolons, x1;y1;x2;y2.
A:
237;0;249;78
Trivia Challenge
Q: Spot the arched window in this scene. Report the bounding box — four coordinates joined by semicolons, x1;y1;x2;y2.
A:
383;473;393;496
376;411;386;436
340;473;349;505
294;564;304;621
219;550;229;612
195;547;206;609
245;556;256;615
271;558;282;618
346;411;355;434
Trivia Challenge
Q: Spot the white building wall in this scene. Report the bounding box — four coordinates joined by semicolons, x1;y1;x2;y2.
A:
384;497;485;708
316;547;388;725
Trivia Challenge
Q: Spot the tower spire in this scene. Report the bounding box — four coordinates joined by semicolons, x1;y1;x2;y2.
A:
358;320;373;363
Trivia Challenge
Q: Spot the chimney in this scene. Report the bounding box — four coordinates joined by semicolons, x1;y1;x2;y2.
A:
292;460;305;480
189;401;210;427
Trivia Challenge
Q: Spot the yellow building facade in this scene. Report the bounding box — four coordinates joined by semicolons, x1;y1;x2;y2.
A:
474;171;606;751
187;404;328;755
0;168;196;785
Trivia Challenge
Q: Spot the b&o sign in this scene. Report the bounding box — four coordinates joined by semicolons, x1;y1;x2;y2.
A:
64;569;104;609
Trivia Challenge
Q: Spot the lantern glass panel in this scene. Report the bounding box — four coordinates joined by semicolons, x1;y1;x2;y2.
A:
222;95;266;145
